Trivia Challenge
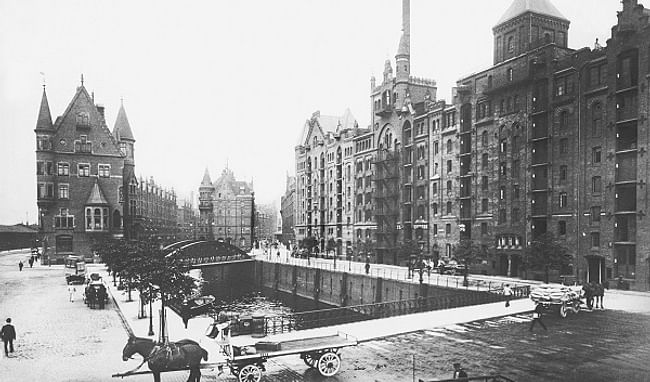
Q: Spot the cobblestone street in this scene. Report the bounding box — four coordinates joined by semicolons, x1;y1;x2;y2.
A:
2;249;650;381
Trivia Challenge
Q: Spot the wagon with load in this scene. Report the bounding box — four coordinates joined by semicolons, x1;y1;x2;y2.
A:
529;284;583;318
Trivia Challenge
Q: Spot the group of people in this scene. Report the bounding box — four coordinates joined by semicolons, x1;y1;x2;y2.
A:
17;256;37;271
582;281;607;310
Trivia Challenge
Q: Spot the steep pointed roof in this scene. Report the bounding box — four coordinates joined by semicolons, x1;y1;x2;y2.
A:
35;87;53;130
86;180;109;205
396;0;410;57
200;168;213;187
497;0;568;25
113;102;135;141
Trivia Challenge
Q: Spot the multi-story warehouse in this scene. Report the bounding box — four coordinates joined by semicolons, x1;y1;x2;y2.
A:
131;176;178;242
177;199;198;240
280;175;296;246
255;203;278;243
197;167;254;250
295;110;358;255
371;0;437;265
35;82;133;264
34;81;178;263
451;0;650;290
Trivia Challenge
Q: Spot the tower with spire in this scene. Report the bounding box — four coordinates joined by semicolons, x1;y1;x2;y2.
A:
369;0;437;265
198;168;215;240
113;100;137;240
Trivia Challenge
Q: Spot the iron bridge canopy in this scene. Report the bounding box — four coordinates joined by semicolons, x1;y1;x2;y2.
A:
163;240;252;264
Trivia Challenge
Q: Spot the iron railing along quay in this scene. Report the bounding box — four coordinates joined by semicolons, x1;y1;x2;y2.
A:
262;285;529;336
419;375;515;382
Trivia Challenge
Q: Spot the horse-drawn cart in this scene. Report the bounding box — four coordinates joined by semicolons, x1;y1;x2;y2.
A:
207;321;358;382
530;284;583;318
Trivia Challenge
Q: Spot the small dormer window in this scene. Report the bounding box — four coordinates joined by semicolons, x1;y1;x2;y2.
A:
76;112;90;127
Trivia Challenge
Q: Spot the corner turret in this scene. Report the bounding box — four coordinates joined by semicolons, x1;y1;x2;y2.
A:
35;87;53;132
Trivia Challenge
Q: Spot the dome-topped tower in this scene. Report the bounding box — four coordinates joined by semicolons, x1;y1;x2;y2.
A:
493;0;570;64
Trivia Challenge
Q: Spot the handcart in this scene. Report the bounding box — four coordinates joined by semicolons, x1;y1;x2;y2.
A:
530;284;583;318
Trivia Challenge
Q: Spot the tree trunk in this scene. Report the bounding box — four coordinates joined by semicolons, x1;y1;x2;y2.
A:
544;265;550;284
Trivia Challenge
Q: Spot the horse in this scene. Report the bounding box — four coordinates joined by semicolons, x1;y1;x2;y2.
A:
122;335;208;382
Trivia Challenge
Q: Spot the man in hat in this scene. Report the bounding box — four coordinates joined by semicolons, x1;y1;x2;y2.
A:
1;318;16;356
452;362;468;379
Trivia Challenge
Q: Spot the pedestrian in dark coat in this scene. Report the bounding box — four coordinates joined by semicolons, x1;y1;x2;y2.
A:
28;257;34;268
594;282;605;309
365;257;370;275
529;303;547;332
1;318;16;356
583;282;594;310
18;261;23;271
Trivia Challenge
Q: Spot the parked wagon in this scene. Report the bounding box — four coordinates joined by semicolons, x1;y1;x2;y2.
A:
529;284;582;318
206;321;358;382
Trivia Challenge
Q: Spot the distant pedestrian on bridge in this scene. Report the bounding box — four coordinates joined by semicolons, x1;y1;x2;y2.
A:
1;318;16;357
365;256;370;275
452;362;468;379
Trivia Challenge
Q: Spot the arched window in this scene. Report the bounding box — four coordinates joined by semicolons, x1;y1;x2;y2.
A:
507;36;514;53
482;131;488;147
446;139;452;153
113;210;121;228
446;201;452;215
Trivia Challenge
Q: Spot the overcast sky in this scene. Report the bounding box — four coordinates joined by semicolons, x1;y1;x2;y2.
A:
0;0;620;225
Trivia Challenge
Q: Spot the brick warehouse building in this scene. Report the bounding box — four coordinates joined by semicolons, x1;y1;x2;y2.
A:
280;174;296;246
369;0;438;265
34;81;178;264
294;110;358;255
198;167;254;250
448;0;650;290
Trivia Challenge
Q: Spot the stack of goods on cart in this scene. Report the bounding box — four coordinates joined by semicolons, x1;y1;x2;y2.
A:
530;284;581;303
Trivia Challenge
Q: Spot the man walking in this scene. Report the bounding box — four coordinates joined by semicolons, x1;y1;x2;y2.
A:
68;283;76;302
18;261;23;271
503;284;513;307
529;303;547;332
1;318;16;356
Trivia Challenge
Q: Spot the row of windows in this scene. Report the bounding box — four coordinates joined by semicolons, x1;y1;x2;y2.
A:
37;161;111;177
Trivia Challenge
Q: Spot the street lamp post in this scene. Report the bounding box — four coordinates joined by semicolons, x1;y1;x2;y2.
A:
148;286;154;336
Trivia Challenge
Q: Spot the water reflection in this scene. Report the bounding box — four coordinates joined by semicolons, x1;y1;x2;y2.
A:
208;292;294;319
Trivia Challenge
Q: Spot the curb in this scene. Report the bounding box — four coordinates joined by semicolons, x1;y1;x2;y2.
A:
106;283;135;337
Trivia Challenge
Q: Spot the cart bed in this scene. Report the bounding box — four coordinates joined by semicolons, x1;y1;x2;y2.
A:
231;333;357;361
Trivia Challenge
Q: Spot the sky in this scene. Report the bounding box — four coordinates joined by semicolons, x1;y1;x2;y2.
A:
0;0;620;225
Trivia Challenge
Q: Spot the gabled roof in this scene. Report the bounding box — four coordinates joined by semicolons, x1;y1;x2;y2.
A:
86;180;109;205
297;110;357;146
35;87;53;130
497;0;568;25
113;103;135;141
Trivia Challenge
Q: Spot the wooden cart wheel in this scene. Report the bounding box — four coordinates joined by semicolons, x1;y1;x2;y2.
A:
559;303;568;318
302;353;318;368
317;351;341;377
238;364;262;382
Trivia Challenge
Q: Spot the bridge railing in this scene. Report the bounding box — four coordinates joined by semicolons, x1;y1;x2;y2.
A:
262;287;528;336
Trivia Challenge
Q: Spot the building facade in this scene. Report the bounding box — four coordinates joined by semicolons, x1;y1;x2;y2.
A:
34;82;181;263
35;83;131;263
449;0;650;290
295;110;358;256
130;176;178;242
280;175;296;245
198;167;254;250
370;0;438;265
